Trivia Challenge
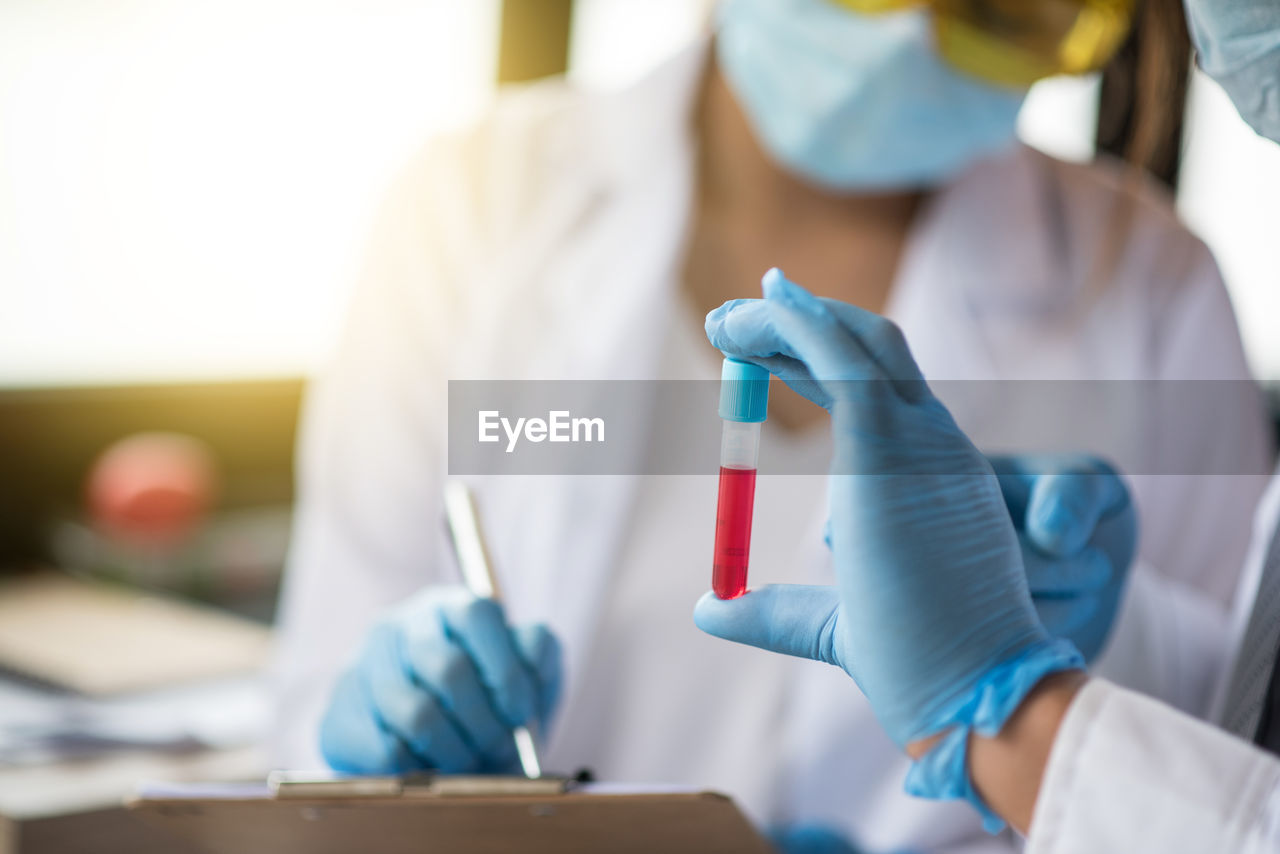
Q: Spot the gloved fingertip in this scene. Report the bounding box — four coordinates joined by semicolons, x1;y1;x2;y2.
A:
706;298;752;329
514;622;558;656
692;590;723;630
319;692;411;775
1029;495;1089;555
765;271;828;319
514;623;563;717
761;267;787;295
496;683;537;730
693;590;745;639
706;299;765;355
704;308;725;340
761;268;798;302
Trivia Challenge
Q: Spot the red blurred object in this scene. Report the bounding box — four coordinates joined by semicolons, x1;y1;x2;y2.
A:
86;432;219;548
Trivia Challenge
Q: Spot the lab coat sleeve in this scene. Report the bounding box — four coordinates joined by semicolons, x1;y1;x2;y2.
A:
267;147;468;768
1026;679;1280;854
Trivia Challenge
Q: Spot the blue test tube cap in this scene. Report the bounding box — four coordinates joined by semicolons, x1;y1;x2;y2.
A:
719;358;770;423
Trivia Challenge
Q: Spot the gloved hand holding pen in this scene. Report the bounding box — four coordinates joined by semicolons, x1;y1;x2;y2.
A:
694;268;1086;830
319;587;561;775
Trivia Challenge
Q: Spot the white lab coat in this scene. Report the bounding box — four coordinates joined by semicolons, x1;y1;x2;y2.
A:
1026;471;1280;853
271;41;1272;852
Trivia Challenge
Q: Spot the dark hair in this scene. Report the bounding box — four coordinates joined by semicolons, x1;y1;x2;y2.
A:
1096;0;1192;188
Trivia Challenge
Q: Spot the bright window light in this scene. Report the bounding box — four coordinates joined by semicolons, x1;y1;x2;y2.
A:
1178;69;1280;381
0;0;499;387
1020;66;1280;381
568;0;714;91
1018;73;1101;164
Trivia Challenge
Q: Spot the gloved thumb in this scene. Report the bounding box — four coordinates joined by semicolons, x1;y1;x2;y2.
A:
694;584;844;667
1026;465;1128;557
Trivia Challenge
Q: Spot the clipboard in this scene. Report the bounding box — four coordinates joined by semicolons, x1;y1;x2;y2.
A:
127;775;773;854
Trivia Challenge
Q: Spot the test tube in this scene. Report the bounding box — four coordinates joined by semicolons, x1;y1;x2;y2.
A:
713;358;770;600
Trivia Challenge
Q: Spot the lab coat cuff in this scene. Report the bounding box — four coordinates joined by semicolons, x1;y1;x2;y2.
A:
903;638;1084;834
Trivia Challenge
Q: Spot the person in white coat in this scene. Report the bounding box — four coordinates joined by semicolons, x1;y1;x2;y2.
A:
694;1;1280;850
271;0;1271;851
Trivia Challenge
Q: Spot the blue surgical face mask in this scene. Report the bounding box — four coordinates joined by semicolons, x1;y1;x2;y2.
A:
1183;0;1280;143
715;0;1028;191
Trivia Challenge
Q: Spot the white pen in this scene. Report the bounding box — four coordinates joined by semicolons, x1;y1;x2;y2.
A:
442;479;543;780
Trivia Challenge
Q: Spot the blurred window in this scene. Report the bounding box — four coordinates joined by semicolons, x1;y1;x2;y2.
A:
1022;66;1280;381
568;0;714;90
0;0;500;387
1178;70;1280;381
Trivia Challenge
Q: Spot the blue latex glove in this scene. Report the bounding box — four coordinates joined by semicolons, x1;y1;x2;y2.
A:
768;825;863;854
319;587;561;775
1182;0;1280;142
819;454;1137;663
696;269;1082;830
768;826;920;854
988;455;1137;663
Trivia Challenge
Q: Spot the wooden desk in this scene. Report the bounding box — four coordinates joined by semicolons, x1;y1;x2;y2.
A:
0;745;263;854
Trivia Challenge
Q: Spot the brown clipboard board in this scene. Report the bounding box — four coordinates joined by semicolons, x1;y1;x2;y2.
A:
127;782;773;854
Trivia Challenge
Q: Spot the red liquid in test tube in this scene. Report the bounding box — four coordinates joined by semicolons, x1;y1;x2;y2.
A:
713;465;757;599
712;359;769;600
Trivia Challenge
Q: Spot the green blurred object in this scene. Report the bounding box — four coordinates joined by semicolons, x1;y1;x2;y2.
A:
498;0;574;83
